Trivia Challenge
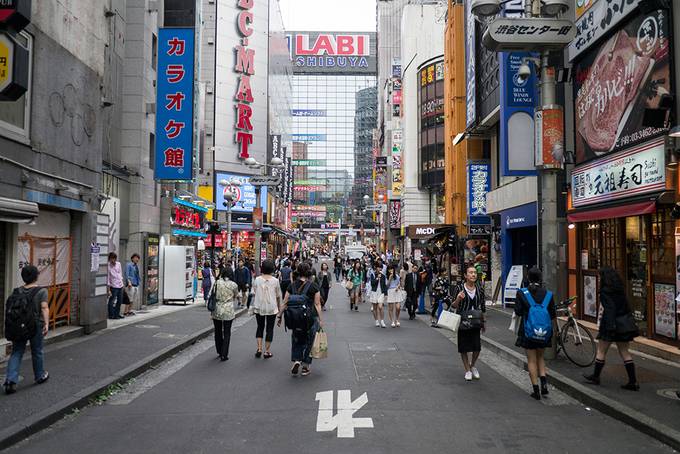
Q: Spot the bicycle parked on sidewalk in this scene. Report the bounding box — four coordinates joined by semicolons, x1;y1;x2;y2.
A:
555;297;596;367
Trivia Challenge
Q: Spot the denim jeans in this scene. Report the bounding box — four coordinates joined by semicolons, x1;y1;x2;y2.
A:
334;269;341;282
108;287;123;318
291;318;319;365
5;329;45;384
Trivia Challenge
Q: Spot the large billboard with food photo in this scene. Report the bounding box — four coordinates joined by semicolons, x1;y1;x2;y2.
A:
574;10;671;164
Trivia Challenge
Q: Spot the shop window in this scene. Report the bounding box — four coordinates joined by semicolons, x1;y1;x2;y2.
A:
0;31;32;143
625;216;648;327
651;208;674;283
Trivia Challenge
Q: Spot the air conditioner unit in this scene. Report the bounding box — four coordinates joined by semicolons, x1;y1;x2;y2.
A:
207;37;214;45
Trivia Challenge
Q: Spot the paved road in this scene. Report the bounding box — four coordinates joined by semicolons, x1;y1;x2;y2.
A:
12;282;673;453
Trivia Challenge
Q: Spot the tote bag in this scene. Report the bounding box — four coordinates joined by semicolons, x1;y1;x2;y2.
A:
438;310;461;332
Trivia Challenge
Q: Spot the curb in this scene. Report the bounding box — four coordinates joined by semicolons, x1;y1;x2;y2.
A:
478;334;680;452
0;308;249;451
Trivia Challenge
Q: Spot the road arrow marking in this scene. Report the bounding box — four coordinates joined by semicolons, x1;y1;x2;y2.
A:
315;390;374;438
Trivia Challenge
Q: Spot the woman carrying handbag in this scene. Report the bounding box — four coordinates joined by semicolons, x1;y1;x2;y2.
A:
451;266;485;382
584;267;640;390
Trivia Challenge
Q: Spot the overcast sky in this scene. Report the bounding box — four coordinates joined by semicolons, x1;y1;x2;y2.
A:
278;0;376;32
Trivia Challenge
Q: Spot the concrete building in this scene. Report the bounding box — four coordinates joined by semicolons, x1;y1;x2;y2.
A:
0;0;118;338
400;3;445;257
352;86;378;210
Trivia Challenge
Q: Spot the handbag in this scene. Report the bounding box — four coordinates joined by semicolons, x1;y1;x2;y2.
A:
345;280;354;290
207;284;217;312
437;310;461;332
311;329;328;359
459;309;483;331
614;312;639;336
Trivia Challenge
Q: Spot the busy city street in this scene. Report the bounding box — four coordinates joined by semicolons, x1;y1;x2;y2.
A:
3;0;680;451
3;274;676;453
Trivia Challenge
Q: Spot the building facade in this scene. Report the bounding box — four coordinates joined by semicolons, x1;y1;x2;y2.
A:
352;86;378;211
288;31;377;226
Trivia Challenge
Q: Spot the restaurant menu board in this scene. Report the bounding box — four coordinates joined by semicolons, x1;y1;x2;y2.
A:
583;275;598;318
573;10;671;164
654;283;677;339
654;283;676;339
145;234;159;305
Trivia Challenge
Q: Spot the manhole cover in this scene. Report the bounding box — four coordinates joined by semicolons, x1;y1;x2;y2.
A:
153;332;187;339
135;325;160;329
657;389;680;401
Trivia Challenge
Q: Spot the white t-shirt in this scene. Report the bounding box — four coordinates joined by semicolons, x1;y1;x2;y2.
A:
253;275;282;316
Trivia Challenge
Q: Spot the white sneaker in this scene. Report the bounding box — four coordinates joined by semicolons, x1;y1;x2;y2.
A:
375;320;380;327
465;371;473;381
380;320;386;328
391;322;396;328
471;367;480;380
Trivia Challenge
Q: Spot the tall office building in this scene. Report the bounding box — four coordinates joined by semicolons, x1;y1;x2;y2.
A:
288;32;377;224
353;87;378;211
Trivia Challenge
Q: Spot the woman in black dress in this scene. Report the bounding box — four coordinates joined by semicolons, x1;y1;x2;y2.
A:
514;268;556;400
319;262;331;310
584;267;640;390
451;266;485;382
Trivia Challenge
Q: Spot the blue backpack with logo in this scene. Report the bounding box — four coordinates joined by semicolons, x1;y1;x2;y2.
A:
521;288;552;342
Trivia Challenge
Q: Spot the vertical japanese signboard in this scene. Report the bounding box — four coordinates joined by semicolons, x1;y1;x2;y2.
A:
389;200;401;229
391;129;403;197
467;160;491;225
155;28;195;181
465;0;476;127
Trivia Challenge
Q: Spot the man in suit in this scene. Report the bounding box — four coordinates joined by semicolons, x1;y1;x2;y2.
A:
404;264;422;320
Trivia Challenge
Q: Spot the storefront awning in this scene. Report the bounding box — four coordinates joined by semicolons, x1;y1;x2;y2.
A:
567;200;656;223
0;196;38;223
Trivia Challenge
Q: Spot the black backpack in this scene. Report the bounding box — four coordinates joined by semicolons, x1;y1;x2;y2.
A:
284;281;313;332
5;287;41;342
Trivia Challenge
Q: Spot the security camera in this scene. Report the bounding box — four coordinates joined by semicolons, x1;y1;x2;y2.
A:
517;63;531;83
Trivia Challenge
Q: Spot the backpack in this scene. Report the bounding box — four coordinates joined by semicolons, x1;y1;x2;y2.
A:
284;281;313;332
5;287;41;342
521;288;553;342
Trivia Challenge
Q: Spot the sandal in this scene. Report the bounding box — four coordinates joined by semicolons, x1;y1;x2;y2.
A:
255;350;262;358
264;352;273;359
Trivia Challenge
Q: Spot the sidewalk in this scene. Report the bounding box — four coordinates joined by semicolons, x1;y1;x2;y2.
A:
481;307;680;449
0;303;246;450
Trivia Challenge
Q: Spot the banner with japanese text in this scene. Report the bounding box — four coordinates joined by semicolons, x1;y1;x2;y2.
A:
467;160;491;225
155;28;195;180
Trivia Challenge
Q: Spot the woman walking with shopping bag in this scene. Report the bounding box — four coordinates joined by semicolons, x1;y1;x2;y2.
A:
211;267;239;361
347;260;365;312
278;263;324;377
451;266;486;381
514;268;557;400
584;267;640;390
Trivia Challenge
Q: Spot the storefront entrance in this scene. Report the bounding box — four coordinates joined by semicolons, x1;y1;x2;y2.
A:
573;208;678;344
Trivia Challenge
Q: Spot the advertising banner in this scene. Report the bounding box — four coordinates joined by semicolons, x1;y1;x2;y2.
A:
569;0;642;61
293;159;326;166
534;105;564;169
467;160;491;225
214;172;268;213
292;134;326;142
465;0;476;127
375;156;388;203
654;283;676;339
291;109;326;117
392;57;401;77
391;129;403;197
574;10;670;164
499;52;538;176
287;32;377;75
388;200;401;229
571;139;665;208
155;28;195;180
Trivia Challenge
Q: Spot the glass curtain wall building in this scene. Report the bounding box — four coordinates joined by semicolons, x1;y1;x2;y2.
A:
288;32;377;225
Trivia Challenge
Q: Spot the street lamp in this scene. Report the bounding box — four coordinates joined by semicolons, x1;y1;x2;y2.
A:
244;158;286;272
218;178;241;263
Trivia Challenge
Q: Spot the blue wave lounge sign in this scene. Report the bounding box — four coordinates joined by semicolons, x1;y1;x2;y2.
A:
155;28;195;181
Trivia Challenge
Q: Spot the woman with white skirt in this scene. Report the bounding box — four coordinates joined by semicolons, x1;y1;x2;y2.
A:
386;265;402;327
368;264;387;328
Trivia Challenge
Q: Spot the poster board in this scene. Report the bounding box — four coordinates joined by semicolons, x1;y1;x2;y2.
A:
503;265;524;307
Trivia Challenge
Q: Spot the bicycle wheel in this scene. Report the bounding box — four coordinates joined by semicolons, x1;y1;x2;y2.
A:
561;321;596;367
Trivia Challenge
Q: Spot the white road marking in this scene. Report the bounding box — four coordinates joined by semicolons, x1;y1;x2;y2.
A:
316;390;374;438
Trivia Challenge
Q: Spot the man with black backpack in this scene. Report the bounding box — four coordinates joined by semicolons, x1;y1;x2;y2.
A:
4;265;50;394
277;263;324;377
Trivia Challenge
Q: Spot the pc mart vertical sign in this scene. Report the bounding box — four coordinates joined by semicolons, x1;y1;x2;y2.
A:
155;28;195;181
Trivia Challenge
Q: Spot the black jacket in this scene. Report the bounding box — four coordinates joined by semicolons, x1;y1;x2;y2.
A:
370;273;388;295
404;272;422;297
600;288;631;332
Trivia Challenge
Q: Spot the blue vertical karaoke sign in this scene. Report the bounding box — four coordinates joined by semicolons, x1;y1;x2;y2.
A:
155;28;195;180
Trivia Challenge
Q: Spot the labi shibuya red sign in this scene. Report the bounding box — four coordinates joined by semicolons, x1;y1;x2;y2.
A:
574;10;671;164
